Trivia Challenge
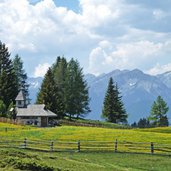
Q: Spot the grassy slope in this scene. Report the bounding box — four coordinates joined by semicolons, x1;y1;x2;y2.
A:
1;125;171;145
1;122;171;170
1;148;171;171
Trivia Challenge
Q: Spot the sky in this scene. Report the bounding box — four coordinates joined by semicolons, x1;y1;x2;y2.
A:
0;0;171;77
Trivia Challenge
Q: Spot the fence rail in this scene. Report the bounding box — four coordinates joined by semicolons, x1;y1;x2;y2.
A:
0;138;171;155
0;117;24;125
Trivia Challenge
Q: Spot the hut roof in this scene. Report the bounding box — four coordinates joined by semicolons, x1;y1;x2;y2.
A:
16;104;57;117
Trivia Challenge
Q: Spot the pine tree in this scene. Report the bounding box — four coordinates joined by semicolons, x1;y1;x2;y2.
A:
52;57;67;88
13;54;30;103
137;118;150;128
52;56;67;118
36;68;62;118
102;77;127;123
114;84;127;123
36;57;90;120
149;96;169;126
131;122;137;128
0;41;18;107
0;100;6;117
159;116;169;127
102;78;116;122
65;58;90;120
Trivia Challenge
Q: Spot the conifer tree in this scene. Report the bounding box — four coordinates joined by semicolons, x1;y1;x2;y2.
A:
102;77;127;123
52;57;67;87
0;100;6;117
65;58;90;120
36;57;90;120
52;56;67;118
13;54;30;103
149;96;169;126
36;68;63;118
0;41;18;107
114;84;127;123
137;118;150;128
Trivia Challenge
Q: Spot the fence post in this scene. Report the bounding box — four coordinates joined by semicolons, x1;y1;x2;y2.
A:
151;142;154;154
50;141;54;152
78;140;80;152
114;139;118;153
24;138;27;148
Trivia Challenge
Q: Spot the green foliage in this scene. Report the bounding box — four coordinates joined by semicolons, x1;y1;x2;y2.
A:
1;148;171;171
102;77;127;123
13;158;54;171
0;41;18;107
52;57;67;86
159;115;169;127
36;68;60;117
13;54;30;103
149;96;169;126
137;118;150;128
65;58;90;120
0;150;54;171
37;57;90;120
131;122;137;128
131;118;151;128
51;57;67;119
0;100;6;117
6;102;14;118
60;118;131;129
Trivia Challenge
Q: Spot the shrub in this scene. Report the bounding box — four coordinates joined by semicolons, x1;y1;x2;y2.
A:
6;157;55;171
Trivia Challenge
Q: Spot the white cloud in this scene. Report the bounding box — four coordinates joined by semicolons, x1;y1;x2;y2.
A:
0;0;171;76
147;63;171;75
80;0;121;28
34;63;50;77
88;39;171;75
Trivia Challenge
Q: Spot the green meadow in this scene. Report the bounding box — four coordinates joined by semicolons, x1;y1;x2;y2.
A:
1;122;171;170
1;148;171;171
1;123;171;144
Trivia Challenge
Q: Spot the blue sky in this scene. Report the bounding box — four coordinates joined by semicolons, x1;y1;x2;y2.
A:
0;0;171;77
29;0;80;12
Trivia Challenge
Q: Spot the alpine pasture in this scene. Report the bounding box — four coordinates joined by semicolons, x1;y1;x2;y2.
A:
1;122;171;171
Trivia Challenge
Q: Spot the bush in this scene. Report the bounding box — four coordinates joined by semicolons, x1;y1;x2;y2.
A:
7;157;55;171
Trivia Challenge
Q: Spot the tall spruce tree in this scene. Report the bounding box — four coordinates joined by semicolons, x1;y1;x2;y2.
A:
36;68;63;118
102;77;127;123
52;56;67;118
52;57;67;87
65;58;90;120
13;54;30;103
114;83;127;123
149;96;169;126
0;41;18;107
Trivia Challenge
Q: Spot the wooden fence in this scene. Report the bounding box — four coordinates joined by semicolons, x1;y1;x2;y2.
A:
0;138;171;155
0;127;31;132
0;117;24;125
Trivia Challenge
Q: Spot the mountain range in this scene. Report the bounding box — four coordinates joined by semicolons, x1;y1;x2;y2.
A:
28;69;171;123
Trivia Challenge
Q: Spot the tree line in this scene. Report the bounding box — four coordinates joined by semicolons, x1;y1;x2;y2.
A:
0;42;91;120
131;96;169;128
101;77;170;127
37;58;128;122
36;57;90;120
0;41;169;127
0;42;29;118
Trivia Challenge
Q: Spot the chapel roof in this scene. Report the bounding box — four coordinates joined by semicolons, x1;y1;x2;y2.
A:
16;104;57;117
